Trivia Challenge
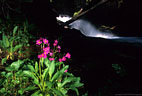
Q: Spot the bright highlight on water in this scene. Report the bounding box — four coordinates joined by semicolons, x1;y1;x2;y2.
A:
56;15;142;44
56;15;119;39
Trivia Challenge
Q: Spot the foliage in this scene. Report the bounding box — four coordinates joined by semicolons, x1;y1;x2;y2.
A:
23;38;84;96
0;20;34;65
0;26;23;63
0;59;31;96
112;64;126;76
0;38;84;96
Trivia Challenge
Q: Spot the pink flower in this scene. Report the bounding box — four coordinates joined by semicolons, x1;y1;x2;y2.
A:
43;51;49;55
38;53;47;59
49;52;53;56
38;54;42;59
49;58;54;61
43;47;50;51
53;43;57;46
54;40;58;44
36;40;42;45
62;56;66;61
43;39;49;44
42;54;47;58
59;58;62;62
65;53;71;59
57;45;61;49
53;40;58;47
64;69;68;72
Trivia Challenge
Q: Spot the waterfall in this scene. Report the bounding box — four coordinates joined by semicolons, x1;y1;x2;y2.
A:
56;15;142;44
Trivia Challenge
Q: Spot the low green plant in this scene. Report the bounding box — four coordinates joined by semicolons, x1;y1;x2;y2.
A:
0;26;23;64
0;59;31;96
23;38;84;96
0;21;35;64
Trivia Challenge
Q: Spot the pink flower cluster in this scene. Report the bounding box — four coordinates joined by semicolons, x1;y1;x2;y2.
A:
36;38;71;62
58;53;71;62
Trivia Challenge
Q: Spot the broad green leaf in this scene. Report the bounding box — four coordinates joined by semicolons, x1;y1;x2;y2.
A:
49;61;55;78
42;68;48;80
52;88;64;96
44;58;49;67
33;77;39;85
51;65;69;82
39;94;43;96
23;71;36;79
1;57;7;65
2;33;9;48
0;78;5;86
28;65;35;72
0;88;6;93
31;90;40;96
18;88;24;95
1;72;6;76
13;26;18;36
10;60;24;71
13;44;22;52
45;81;52;89
24;85;37;91
5;66;13;71
35;62;38;73
69;87;79;96
5;72;12;78
61;77;75;87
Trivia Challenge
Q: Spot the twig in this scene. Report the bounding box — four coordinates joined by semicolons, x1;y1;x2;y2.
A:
58;0;109;27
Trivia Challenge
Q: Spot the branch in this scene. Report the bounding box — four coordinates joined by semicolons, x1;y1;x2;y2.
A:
58;0;109;27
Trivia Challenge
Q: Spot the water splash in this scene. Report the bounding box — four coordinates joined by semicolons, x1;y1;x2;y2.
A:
56;15;119;39
69;19;119;39
56;15;71;23
56;15;142;44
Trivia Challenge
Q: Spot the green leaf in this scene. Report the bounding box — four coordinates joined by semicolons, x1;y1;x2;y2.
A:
0;78;5;86
23;71;36;79
31;90;40;96
52;88;64;96
61;77;75;87
13;44;22;52
49;61;55;78
2;33;9;48
51;65;69;82
0;88;6;93
5;67;13;71
1;57;7;65
10;60;24;71
1;72;6;76
33;77;39;85
35;62;38;73
18;88;24;95
45;81;52;89
42;68;48;80
69;87;79;96
5;72;12;78
44;58;49;67
13;26;18;36
24;85;38;91
28;65;35;72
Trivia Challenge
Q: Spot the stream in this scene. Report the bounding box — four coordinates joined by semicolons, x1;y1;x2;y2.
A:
57;16;142;95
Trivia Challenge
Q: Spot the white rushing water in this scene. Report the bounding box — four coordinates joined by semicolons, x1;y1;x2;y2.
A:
56;15;119;39
56;15;142;44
